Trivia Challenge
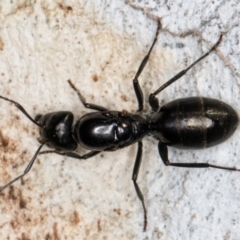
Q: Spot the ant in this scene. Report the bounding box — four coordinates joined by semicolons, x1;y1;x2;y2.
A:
0;20;239;231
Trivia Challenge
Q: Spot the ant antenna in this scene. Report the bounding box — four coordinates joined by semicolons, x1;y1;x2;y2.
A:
0;142;46;191
0;94;46;191
0;95;42;127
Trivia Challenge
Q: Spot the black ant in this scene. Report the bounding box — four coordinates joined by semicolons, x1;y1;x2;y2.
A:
0;20;238;231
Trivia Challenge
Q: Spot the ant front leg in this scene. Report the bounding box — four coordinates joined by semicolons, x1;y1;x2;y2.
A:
40;149;101;160
149;34;223;112
67;80;108;112
132;20;161;111
158;142;240;171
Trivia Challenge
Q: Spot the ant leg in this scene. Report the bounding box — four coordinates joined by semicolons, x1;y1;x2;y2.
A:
0;143;45;192
158;142;240;171
149;34;223;112
67;80;108;112
0;95;41;127
40;150;101;160
132;141;148;231
133;20;161;111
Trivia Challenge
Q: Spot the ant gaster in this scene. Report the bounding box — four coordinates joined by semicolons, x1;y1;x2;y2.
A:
0;20;239;231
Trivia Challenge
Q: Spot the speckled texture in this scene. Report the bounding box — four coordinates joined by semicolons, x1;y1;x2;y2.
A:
0;1;239;239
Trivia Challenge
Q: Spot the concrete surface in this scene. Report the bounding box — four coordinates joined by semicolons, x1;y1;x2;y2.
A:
0;0;239;239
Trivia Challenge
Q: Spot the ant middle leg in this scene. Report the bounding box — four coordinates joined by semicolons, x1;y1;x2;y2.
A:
132;141;148;231
149;34;223;112
133;20;162;112
67;80;108;112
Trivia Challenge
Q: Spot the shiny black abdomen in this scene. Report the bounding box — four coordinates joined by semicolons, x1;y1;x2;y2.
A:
153;97;239;149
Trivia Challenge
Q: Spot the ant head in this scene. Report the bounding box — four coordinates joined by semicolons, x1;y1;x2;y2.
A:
35;111;78;152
